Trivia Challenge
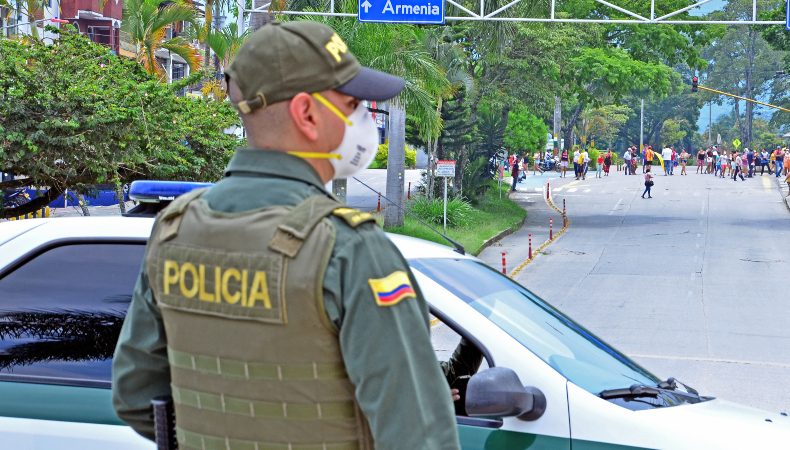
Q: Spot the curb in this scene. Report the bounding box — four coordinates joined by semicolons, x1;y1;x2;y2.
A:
478;215;529;254
508;187;570;278
771;175;790;213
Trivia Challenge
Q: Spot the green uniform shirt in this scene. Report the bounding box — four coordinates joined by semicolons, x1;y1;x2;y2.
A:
112;149;461;450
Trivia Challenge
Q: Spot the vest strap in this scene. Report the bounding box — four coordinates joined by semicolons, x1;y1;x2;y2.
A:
269;196;340;258
172;386;356;420
177;428;360;450
168;348;348;380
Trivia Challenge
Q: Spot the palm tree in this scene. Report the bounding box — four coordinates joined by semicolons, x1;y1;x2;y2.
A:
0;0;49;39
122;0;202;79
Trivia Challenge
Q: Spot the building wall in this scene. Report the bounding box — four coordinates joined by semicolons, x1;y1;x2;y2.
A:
61;0;122;21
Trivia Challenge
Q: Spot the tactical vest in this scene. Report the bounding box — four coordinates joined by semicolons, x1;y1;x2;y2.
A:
145;190;377;450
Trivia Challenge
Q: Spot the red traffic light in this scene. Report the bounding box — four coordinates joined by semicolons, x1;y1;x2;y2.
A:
692;77;698;82
692;77;699;93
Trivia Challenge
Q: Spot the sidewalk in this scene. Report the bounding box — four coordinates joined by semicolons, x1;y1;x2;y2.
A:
478;172;566;274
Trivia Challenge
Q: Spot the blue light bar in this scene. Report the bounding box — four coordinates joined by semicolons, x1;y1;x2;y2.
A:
129;180;214;202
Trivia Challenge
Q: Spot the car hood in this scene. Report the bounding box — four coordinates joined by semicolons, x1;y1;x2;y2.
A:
640;398;790;448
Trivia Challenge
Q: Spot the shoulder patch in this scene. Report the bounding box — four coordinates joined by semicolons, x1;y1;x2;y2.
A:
332;207;377;228
368;271;416;307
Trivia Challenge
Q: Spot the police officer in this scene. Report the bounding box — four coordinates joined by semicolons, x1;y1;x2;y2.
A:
112;21;461;450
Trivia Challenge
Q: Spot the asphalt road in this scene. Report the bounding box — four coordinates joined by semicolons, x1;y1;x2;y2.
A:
512;166;790;414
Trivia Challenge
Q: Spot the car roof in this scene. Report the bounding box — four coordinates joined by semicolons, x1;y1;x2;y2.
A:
0;216;477;266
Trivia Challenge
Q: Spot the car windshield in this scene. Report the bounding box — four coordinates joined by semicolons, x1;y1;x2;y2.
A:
409;258;660;394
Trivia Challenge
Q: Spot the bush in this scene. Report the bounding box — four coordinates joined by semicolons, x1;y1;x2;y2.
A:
587;148;600;169
373;144;417;169
407;195;472;228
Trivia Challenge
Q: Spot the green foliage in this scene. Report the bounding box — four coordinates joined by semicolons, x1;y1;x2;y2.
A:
407;195;473;228
587;148;600;169
660;120;688;148
0;27;240;218
504;108;548;155
462;157;492;202
374;144;416;168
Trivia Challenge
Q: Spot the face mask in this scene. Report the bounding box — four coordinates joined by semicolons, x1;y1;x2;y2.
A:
288;93;379;180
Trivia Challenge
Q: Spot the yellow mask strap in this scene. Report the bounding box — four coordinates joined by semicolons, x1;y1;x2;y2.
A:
287;152;342;160
312;93;353;126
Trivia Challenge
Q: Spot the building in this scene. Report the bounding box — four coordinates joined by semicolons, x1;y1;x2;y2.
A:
62;0;122;55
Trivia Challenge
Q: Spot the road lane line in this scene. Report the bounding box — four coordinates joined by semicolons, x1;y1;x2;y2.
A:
567;188;577;193
583;189;591;193
762;176;771;193
554;188;563;192
608;198;623;215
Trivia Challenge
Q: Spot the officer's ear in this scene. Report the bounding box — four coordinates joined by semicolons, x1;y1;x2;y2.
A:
289;93;320;142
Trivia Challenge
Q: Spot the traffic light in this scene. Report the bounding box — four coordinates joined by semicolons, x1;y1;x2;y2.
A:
692;77;698;93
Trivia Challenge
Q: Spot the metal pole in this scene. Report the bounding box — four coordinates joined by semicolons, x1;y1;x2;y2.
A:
708;103;712;147
640;99;644;152
237;0;245;36
443;177;448;234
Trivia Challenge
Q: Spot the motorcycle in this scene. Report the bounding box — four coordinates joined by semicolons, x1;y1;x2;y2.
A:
1;188;30;209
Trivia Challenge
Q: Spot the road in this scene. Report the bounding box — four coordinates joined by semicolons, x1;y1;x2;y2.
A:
511;166;790;414
327;169;423;212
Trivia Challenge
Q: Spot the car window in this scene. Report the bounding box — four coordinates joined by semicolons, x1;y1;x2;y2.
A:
410;258;660;395
0;243;145;388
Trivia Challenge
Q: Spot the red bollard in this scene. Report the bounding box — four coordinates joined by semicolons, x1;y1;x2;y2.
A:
408;182;411;200
502;252;507;274
563;198;566;215
528;234;532;260
547;182;550;200
550;217;553;240
377;193;381;212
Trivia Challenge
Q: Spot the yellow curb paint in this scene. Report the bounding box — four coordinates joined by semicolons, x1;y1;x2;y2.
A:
762;176;772;193
509;195;569;278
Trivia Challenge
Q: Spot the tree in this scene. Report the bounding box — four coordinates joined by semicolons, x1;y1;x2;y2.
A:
504;108;548;156
122;0;202;79
660;119;688;147
703;0;784;150
0;0;50;39
0;27;240;218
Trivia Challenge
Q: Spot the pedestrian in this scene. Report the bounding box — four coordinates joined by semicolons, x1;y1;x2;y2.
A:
642;168;654;198
582;147;590;180
714;152;722;176
786;171;790;197
596;152;604;178
573;147;581;179
696;148;705;174
624;147;632;175
671;146;677;175
732;152;745;181
706;148;714;174
604;150;612;176
746;148;755;177
760;148;770;175
680;149;688;175
511;155;520;191
784;148;790;176
741;150;749;176
645;145;654;172
560;148;569;177
661;146;672;175
533;150;544;175
111;21;463;450
719;151;728;178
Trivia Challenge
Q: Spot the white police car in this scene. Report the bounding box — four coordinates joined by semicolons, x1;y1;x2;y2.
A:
0;181;787;450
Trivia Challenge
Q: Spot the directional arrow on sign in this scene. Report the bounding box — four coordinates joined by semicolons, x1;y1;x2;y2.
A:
360;0;372;12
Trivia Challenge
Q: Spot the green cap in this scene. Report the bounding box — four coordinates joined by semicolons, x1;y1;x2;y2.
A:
225;21;405;114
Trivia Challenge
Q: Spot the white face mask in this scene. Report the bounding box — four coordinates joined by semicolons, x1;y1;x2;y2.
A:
288;93;379;180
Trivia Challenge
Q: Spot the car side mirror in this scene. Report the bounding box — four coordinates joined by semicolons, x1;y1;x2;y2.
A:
465;367;546;421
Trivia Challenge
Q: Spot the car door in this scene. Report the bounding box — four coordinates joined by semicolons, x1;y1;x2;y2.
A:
411;259;571;450
0;240;154;449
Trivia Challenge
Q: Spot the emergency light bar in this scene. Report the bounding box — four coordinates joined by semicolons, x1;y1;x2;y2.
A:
125;180;214;217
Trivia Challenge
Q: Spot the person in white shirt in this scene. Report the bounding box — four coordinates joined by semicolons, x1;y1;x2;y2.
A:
581;149;590;180
623;149;632;175
573;148;581;179
661;147;672;175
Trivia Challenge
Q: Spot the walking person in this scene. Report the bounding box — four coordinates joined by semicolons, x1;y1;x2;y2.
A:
511;155;520;191
596;153;604;178
661;146;672;175
746;148;755;177
696;148;705;174
760;148;770;175
741;150;749;177
624;147;632;175
642;168;654;198
714;152;722;177
719;152;728;178
732;152;745;181
560;149;569;177
111;21;463;450
670;147;677;175
582;148;590;180
680;149;689;175
603;150;612;177
573;147;581;179
706;148;714;174
784;148;790;176
644;145;654;173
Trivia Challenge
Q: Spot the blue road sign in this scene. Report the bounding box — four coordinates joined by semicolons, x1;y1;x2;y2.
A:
787;0;790;30
358;0;444;24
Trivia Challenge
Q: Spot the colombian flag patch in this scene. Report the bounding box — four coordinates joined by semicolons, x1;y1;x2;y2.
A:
369;271;416;307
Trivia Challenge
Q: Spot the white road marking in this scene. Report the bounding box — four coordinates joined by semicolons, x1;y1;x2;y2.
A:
536;188;542;192
608;198;623;215
583;189;591;193
567;188;577;193
554;188;563;192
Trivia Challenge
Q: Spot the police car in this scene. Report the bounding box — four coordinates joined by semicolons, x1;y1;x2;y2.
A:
0;181;787;450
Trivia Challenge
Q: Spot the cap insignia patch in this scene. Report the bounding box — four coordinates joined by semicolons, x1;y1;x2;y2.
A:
325;33;348;63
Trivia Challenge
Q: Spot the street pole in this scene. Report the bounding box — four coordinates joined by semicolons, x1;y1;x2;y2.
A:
640;99;644;152
237;0;245;36
708;102;712;147
554;96;561;149
443;177;448;235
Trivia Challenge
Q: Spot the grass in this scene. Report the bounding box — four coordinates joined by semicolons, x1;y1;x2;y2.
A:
382;183;526;255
